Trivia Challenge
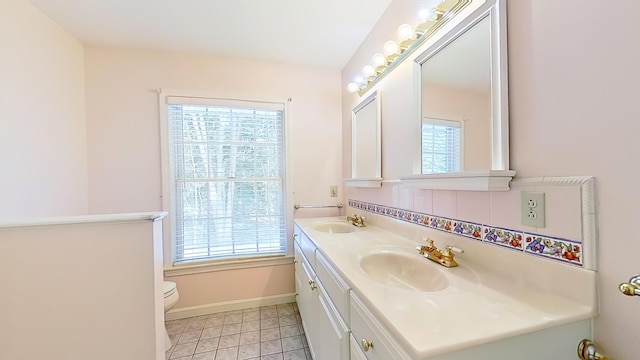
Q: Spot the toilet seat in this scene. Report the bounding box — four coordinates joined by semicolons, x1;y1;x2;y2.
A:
163;281;177;299
162;280;179;351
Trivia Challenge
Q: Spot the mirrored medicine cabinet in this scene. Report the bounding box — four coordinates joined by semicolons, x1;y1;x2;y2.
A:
404;0;515;191
345;90;382;188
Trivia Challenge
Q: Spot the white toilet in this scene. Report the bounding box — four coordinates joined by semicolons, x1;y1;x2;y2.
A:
163;281;179;351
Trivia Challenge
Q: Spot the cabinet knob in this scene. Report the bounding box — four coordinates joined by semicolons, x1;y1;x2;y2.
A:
308;279;317;290
361;338;374;351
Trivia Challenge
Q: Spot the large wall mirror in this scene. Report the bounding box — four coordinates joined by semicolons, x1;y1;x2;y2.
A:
346;90;382;188
406;0;514;191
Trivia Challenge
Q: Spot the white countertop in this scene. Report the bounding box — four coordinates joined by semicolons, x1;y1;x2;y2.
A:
294;216;597;359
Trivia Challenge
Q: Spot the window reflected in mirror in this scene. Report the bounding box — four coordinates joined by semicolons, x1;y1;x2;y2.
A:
420;15;492;174
421;117;463;174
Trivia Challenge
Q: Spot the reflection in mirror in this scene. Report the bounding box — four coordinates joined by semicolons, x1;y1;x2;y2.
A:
408;0;514;191
421;15;491;174
421;116;464;173
346;90;382;188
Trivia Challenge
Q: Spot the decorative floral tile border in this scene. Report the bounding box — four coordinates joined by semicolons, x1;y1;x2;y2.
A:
348;199;583;267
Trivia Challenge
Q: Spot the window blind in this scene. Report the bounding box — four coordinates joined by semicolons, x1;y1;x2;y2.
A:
421;118;462;174
166;98;286;263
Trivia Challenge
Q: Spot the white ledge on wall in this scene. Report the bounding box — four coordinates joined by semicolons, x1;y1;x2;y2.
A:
344;178;383;188
400;170;516;191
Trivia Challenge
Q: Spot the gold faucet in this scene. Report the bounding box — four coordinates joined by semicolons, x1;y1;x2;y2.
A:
416;238;463;268
346;213;366;227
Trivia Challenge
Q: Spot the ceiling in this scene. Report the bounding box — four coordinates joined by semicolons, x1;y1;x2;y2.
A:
30;0;393;70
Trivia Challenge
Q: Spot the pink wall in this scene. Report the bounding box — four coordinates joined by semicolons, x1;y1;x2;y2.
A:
341;1;640;359
170;264;294;308
0;0;87;220
84;46;343;309
84;46;343;216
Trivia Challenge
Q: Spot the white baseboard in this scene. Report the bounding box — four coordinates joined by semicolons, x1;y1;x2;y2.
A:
165;293;297;321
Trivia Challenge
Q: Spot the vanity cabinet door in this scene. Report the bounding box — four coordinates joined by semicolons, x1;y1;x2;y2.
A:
316;283;350;360
294;243;319;359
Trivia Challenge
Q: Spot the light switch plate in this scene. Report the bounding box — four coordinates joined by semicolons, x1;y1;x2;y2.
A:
330;185;338;197
521;191;545;227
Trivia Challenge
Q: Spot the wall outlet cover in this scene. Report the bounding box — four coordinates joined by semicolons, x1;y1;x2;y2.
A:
521;191;545;227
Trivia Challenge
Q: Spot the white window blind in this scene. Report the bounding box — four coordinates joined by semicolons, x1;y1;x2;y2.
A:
421;117;463;174
166;97;286;263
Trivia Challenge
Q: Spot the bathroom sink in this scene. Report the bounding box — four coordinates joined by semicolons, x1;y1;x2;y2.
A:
359;251;449;292
313;222;356;233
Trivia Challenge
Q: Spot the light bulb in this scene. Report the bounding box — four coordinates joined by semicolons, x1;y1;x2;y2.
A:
362;65;376;77
383;40;399;56
372;53;386;67
397;24;415;42
418;8;431;21
428;8;445;21
355;76;365;85
347;82;359;93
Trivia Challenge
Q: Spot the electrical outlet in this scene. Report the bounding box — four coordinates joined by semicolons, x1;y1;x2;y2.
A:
330;185;338;197
521;191;545;227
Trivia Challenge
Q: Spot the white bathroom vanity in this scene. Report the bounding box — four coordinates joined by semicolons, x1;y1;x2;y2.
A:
294;216;596;360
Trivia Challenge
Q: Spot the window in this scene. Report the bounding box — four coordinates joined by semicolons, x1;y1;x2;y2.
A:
163;95;287;264
421;117;463;174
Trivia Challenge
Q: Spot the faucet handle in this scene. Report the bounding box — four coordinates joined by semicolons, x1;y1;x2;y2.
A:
421;237;436;248
440;245;463;267
445;245;464;254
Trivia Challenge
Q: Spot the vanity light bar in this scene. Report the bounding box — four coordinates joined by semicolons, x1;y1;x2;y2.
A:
347;0;472;96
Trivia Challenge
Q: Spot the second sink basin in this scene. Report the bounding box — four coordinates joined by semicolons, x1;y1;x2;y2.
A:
359;250;449;292
313;222;356;233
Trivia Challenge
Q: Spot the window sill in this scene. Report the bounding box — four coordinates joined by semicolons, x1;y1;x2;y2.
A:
164;255;294;277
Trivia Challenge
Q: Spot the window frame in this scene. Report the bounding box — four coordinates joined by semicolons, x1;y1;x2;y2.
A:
158;90;294;271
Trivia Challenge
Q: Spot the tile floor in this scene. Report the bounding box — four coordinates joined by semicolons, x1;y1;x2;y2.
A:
165;302;312;360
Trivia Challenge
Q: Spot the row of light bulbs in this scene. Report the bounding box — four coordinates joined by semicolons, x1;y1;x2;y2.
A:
347;5;448;94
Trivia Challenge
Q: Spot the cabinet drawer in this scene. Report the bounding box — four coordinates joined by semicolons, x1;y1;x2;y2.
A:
294;242;304;267
316;251;351;326
293;224;302;246
298;231;317;267
350;333;369;360
294;243;315;279
350;292;407;360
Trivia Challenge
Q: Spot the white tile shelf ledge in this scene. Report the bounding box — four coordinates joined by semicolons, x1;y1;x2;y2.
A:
400;170;517;191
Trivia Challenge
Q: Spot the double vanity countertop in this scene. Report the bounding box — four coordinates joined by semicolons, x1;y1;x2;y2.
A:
294;216;597;359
